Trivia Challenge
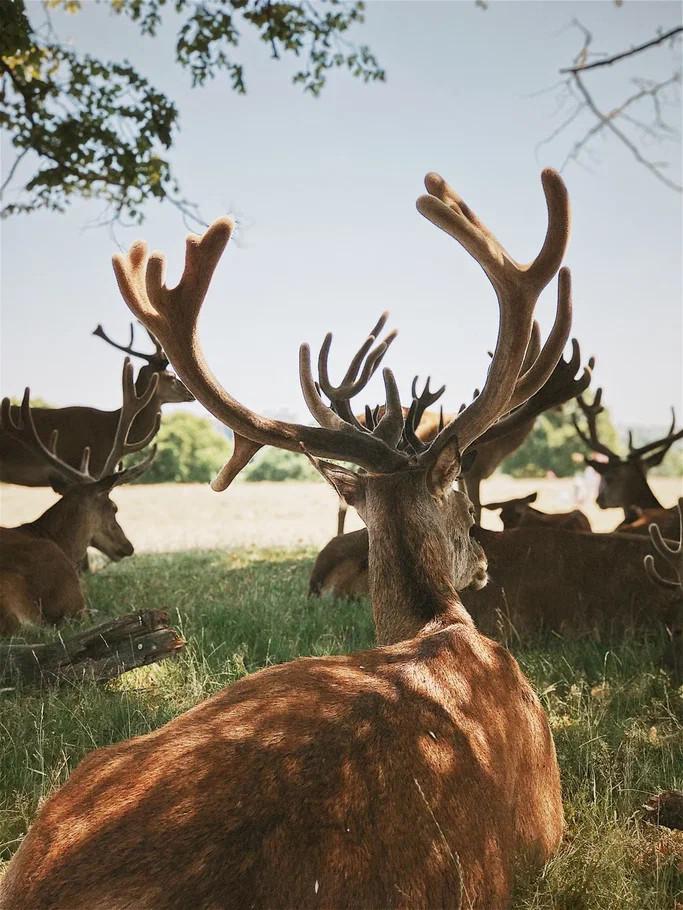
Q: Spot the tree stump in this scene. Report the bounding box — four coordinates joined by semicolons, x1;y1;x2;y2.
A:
0;610;185;690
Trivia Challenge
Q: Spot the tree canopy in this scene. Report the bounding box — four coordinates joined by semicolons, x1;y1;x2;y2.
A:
0;0;384;222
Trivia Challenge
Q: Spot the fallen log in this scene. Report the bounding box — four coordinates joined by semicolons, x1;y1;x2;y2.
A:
0;610;185;690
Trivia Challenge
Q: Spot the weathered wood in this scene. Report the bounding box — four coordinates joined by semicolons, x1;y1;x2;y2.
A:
0;610;184;690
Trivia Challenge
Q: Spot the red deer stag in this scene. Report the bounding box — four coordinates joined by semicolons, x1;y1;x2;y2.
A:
573;389;683;538
0;168;572;909
0;360;157;637
0;323;191;487
482;491;591;531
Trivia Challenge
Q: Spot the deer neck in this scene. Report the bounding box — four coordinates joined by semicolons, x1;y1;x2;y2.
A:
29;497;91;565
367;504;473;647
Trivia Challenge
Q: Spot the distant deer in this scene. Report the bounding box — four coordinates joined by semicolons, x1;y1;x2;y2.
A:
482;491;591;531
0;323;191;487
573;389;683;537
1;169;572;909
0;360;157;637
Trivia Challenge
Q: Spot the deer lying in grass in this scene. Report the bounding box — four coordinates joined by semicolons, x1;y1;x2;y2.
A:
310;524;680;645
482;491;591;531
0;323;191;487
0;360;156;637
1;169;572;910
574;390;683;538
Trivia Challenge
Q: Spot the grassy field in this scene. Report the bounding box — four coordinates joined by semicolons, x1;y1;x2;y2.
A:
1;548;682;907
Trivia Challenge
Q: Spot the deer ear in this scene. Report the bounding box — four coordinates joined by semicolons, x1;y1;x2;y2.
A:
427;438;462;497
313;460;366;508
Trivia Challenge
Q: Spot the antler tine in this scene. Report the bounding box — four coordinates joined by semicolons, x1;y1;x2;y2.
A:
644;499;683;590
92;322;154;363
99;358;160;477
628;407;683;460
572;387;619;459
475;338;593;447
1;390;91;486
315;315;398;431
416;169;571;455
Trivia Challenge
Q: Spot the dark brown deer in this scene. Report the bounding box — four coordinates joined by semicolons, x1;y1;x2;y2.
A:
310;524;681;644
573;389;682;537
482;491;591;531
0;323;192;487
0;360;157;637
1;168;572;910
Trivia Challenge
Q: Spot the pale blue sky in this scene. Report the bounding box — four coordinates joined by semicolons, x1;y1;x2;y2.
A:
1;1;681;430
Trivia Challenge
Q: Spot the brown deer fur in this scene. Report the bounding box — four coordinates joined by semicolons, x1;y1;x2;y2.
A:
1;170;573;908
0;481;134;636
482;492;591;532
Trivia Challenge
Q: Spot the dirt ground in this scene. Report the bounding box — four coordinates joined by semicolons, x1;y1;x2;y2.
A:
2;476;681;553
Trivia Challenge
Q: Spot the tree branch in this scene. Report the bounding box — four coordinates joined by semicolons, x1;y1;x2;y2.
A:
560;25;683;74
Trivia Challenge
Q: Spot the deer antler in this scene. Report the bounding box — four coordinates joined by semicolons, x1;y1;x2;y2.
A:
1;391;94;488
93;323;169;368
416;168;572;454
644;499;683;591
99;358;161;476
1;360;159;489
572;388;620;460
402;377;446;454
475;340;593;447
113;220;409;487
627;408;683;463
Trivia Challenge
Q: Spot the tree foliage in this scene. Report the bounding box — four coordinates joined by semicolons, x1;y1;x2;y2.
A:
500;400;622;479
242;447;321;482
0;0;384;222
130;411;231;483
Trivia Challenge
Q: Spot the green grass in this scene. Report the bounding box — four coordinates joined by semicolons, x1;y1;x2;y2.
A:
1;549;682;907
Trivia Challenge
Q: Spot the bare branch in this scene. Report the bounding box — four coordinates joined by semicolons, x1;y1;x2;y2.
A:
561;25;683;74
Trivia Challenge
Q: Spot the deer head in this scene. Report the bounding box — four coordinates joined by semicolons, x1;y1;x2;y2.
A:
574;390;682;510
483;492;538;528
93;322;194;404
113;168;571;645
0;360;158;563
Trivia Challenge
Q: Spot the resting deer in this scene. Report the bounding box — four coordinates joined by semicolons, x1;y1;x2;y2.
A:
0;323;191;487
573;390;683;537
310;524;681;647
0;360;157;637
1;169;572;910
482;491;591;531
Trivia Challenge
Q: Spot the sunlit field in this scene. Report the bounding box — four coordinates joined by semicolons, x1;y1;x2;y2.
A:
2;476;682;552
1;548;681;907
